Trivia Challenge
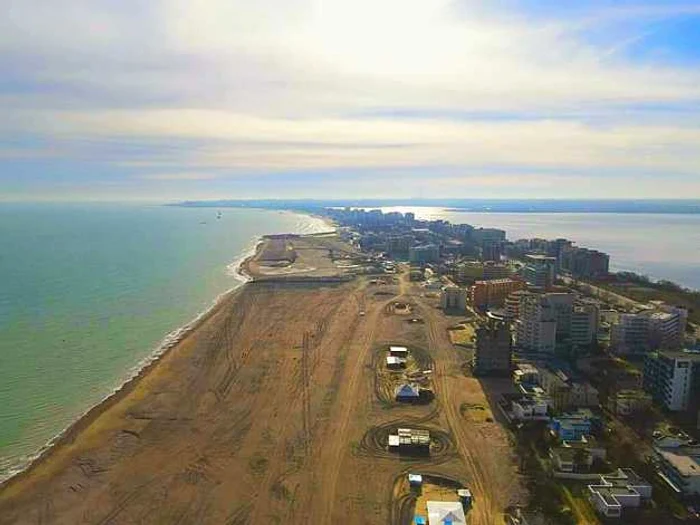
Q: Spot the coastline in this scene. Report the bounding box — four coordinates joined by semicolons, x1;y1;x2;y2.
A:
0;209;334;488
0;282;247;492
0;234;268;488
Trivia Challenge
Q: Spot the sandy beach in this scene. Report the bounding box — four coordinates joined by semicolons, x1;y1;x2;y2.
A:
0;234;522;524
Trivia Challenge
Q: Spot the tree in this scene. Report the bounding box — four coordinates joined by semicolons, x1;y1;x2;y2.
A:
573;448;591;473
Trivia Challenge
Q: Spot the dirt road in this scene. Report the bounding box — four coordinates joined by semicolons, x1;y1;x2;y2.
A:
415;294;520;525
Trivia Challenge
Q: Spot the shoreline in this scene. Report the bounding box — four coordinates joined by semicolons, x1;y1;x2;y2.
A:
0;282;247;492
0;210;334;487
0;234;270;489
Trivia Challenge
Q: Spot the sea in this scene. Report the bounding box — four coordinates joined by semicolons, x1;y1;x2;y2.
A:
377;207;700;290
0;203;332;481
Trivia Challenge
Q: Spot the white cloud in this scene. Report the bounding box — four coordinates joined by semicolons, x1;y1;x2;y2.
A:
22;108;698;174
1;0;700;197
139;172;220;181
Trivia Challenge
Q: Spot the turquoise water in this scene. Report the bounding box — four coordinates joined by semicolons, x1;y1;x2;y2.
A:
378;207;700;290
0;204;331;480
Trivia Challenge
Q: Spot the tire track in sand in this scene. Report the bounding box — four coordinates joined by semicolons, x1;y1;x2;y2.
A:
246;283;361;524
314;285;397;524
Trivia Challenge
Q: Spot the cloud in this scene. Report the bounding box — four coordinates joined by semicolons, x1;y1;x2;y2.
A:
1;0;699;199
19;108;697;174
139;172;220;181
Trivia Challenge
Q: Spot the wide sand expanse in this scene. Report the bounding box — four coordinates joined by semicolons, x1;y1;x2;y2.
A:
0;241;523;524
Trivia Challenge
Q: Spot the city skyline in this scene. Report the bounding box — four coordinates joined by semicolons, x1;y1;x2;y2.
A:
2;0;700;201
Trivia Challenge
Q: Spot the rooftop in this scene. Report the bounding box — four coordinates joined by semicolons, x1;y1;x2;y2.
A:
525;254;556;262
588;469;651;508
658;349;700;362
515;363;539;374
396;384;420;398
616;389;651;400
552;447;579;462
474;278;520;285
650;311;674;321
589;485;631;507
390;428;431;447
659;448;700;477
605;468;650;488
426;501;466;525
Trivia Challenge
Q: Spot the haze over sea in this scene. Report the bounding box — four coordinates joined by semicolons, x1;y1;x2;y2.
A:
0;204;331;481
378;207;700;291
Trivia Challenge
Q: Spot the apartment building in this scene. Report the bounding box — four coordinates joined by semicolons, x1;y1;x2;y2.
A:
547;293;575;340
386;235;412;258
505;290;530;321
570;301;600;349
441;286;468;311
649;305;688;351
643;350;700;411
473;317;512;375
560;246;610;278
611;313;652;354
611;304;688;355
656;446;700;496
521;254;556;289
409;244;440;264
471;278;526;310
515;293;557;353
483;261;512;280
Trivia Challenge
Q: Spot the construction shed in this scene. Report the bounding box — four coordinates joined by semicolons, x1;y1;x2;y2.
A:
389;346;409;357
408;474;423;487
389;428;431;450
386;356;407;369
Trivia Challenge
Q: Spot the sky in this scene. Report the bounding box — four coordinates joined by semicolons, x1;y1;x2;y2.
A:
1;0;700;202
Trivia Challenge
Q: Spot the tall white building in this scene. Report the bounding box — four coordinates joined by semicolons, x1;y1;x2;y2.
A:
521;254;556;289
612;304;688;355
611;313;651;354
571;302;600;348
643;350;700;411
515;293;557;353
547;293;575;339
649;305;688;351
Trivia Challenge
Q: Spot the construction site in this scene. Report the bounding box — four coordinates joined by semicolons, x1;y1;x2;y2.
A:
0;233;524;525
372;343;434;406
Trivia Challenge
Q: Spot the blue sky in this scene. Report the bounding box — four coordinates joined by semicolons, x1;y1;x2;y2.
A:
1;0;699;201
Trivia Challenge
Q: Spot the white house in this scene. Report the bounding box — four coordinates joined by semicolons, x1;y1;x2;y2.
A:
510;395;551;421
588;469;651;518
